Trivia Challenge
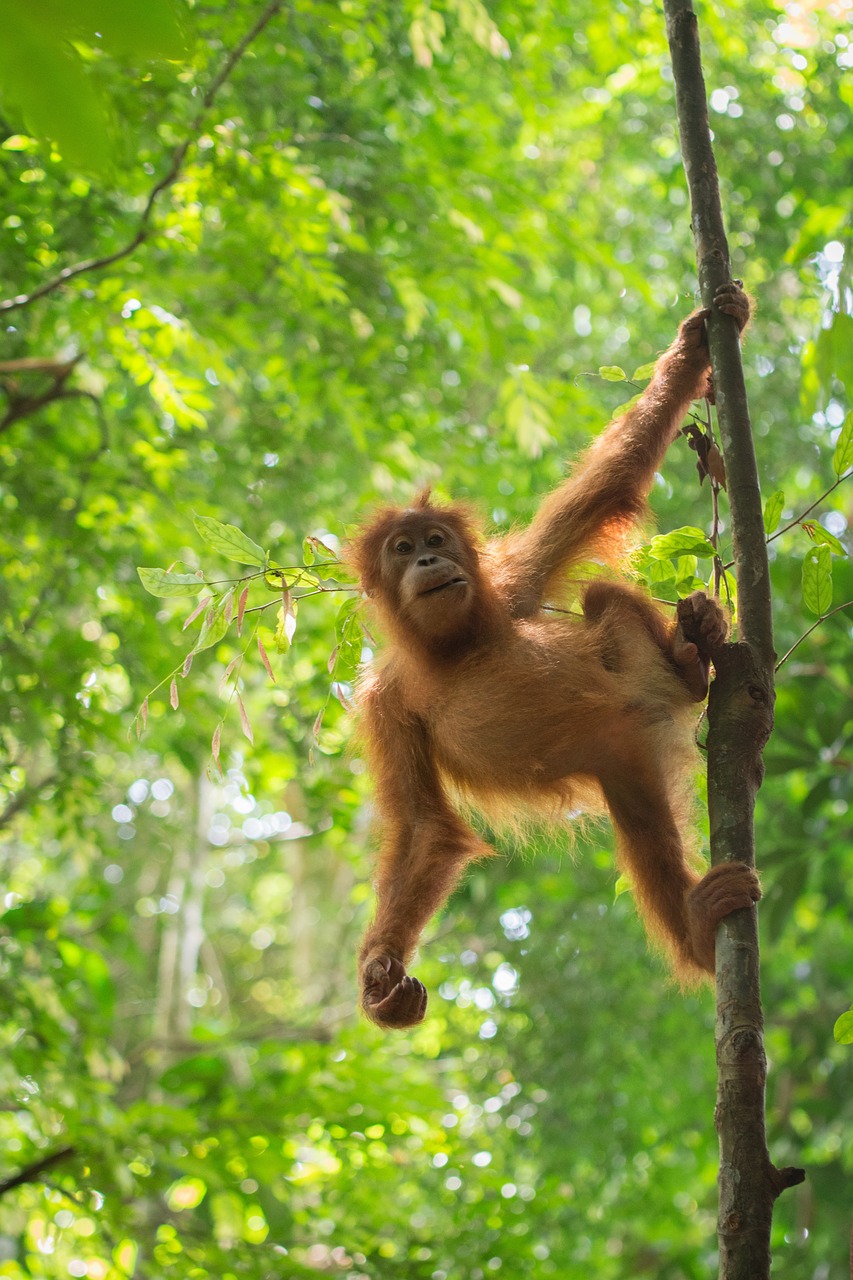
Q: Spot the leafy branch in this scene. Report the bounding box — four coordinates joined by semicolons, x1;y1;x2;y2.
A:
0;0;287;314
134;517;363;763
764;467;853;548
603;370;736;608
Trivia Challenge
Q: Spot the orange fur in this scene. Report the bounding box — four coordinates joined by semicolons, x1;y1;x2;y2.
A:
349;285;759;1030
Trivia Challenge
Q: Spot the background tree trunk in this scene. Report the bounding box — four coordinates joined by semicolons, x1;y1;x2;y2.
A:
663;3;805;1277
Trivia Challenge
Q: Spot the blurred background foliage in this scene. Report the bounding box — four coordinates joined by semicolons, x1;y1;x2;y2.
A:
1;0;852;1276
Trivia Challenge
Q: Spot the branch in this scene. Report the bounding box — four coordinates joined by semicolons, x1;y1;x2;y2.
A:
719;469;853;571
766;469;853;547
0;359;90;434
775;600;853;671
0;357;78;374
664;3;802;1278
0;0;286;315
0;1147;76;1197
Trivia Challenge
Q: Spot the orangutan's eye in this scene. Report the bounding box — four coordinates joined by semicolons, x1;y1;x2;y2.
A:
426;532;445;548
394;539;413;555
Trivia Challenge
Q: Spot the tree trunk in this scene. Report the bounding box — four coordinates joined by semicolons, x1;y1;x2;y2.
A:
662;3;805;1277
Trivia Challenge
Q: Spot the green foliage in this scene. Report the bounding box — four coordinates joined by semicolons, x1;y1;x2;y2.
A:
0;0;185;173
833;411;853;477
834;1009;853;1045
801;543;833;617
137;566;204;596
763;489;785;535
193;516;267;568
647;526;717;561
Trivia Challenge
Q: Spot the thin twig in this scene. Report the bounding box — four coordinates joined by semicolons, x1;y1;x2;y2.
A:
775;599;853;671
717;465;850;570
723;469;853;569
0;0;286;314
700;400;725;598
766;470;853;546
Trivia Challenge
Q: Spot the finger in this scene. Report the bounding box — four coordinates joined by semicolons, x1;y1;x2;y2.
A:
374;977;428;1028
682;308;711;326
673;640;699;666
712;284;749;330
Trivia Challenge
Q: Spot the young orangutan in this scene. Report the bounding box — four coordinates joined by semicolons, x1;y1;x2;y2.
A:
349;283;760;1029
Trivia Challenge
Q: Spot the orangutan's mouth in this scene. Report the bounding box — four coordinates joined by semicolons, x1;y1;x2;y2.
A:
420;577;466;596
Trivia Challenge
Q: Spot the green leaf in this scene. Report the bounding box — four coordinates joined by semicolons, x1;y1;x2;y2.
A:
74;0;186;60
608;391;643;421
264;566;304;590
304;535;339;562
312;563;346;582
647;558;676;587
676;577;708;598
0;3;109;172
762;490;785;535
194;516;266;566
598;365;626;382
801;544;832;617
0;0;184;174
631;361;657;381
833;1010;853;1044
331;606;364;682
137;567;202;597
801;521;847;557
648;527;716;560
674;555;705;598
194;601;230;652
336;594;362;624
832;411;853;477
614;873;632;899
675;555;698;583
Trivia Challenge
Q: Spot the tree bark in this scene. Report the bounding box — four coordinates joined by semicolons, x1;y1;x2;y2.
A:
663;3;804;1277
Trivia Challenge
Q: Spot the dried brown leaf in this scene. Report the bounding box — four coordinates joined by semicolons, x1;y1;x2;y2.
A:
707;443;727;490
182;595;212;631
237;585;249;636
238;695;254;744
257;636;276;684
